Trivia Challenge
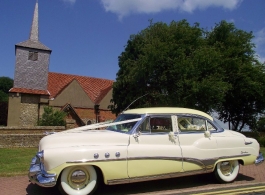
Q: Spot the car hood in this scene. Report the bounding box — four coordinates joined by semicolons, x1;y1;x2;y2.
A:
213;129;246;138
39;130;130;150
225;129;246;137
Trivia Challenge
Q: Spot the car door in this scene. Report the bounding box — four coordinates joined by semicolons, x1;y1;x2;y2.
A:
176;115;218;172
127;115;183;178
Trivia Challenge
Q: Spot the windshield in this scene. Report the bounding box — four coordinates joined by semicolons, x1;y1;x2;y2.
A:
106;114;142;133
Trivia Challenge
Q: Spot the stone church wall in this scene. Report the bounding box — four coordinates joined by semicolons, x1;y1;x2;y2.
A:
20;94;39;126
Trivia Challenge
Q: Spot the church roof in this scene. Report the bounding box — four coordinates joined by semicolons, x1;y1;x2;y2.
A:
48;72;114;104
16;39;51;51
10;72;114;104
9;88;50;95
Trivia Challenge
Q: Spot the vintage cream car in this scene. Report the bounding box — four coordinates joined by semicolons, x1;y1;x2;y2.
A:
29;107;264;195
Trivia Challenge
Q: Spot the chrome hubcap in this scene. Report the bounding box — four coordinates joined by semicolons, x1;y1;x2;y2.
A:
68;167;90;190
220;161;234;176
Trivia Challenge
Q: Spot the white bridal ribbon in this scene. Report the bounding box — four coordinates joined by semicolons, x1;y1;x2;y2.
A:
61;118;142;133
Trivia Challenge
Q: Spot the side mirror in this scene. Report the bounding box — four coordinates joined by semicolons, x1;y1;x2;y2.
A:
168;131;176;141
133;131;141;138
204;131;211;138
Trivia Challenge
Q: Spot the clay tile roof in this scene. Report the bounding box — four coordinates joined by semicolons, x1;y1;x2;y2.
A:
48;72;114;104
9;88;50;95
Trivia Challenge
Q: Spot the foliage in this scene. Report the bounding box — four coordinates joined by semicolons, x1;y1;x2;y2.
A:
111;20;229;115
257;136;265;147
207;21;265;131
0;77;13;102
111;20;265;132
0;91;8;102
254;117;265;132
260;146;265;156
38;106;66;126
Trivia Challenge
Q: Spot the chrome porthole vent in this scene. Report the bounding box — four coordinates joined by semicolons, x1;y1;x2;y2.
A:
115;152;120;157
105;152;110;158
94;153;99;159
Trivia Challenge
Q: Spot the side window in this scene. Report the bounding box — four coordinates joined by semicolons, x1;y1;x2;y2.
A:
150;117;172;133
178;116;217;132
207;121;217;131
178;116;206;132
136;116;172;134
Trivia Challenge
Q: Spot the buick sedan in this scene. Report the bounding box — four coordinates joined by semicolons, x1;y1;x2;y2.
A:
28;107;264;195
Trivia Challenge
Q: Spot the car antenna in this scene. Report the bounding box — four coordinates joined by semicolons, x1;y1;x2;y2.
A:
122;93;149;113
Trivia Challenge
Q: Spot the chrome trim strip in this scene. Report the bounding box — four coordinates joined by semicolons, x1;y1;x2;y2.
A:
66;154;250;167
106;154;251;185
67;158;128;163
245;141;253;145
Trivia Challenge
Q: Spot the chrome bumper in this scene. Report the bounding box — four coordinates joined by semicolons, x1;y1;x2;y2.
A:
255;152;264;165
28;151;57;187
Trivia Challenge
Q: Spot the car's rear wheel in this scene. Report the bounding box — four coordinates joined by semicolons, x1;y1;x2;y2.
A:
214;160;239;183
59;165;98;195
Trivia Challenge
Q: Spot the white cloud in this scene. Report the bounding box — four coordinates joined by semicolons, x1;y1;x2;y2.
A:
253;28;265;63
100;0;242;20
227;18;235;23
62;0;76;4
181;0;242;12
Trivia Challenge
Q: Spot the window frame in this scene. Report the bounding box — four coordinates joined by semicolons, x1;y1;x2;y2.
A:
176;114;221;134
136;115;173;135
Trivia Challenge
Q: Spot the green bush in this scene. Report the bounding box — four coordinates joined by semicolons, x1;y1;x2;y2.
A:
256;117;265;132
257;136;265;147
38;106;66;126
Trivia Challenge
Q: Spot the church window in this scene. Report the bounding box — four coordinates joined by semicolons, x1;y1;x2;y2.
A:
28;51;38;61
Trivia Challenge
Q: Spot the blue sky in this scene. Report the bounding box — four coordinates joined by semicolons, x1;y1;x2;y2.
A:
1;0;264;81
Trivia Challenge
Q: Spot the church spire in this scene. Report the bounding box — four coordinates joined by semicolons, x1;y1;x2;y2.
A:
29;1;39;42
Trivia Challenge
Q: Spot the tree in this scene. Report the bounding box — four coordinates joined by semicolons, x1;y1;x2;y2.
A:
0;77;13;102
38;106;66;126
255;117;265;132
111;20;230;115
207;21;265;131
111;20;265;132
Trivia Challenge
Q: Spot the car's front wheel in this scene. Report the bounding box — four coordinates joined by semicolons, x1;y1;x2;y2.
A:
214;160;239;183
59;165;98;195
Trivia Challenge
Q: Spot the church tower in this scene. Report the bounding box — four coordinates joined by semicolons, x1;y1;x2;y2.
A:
13;1;51;90
8;1;52;126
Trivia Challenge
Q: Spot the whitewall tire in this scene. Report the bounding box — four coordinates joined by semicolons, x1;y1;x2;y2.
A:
214;160;239;183
59;165;98;195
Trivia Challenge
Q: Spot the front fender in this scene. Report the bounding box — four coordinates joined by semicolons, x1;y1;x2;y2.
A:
44;145;128;184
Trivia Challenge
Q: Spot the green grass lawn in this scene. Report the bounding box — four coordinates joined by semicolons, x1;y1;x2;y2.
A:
0;147;264;177
0;148;37;177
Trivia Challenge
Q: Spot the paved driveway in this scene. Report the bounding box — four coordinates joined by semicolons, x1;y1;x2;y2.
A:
1;163;265;195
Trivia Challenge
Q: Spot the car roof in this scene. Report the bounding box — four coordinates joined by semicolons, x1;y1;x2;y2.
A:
123;107;213;121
